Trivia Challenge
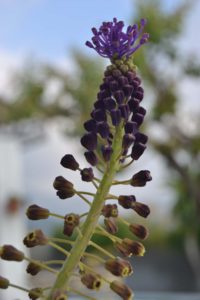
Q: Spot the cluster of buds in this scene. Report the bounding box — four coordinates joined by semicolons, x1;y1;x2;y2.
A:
0;18;152;300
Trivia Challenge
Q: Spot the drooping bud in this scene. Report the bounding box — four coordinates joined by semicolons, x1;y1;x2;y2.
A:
63;214;80;237
60;154;79;171
110;280;133;300
53;176;75;199
28;288;43;300
26;204;50;220
97;122;110;138
84;119;97;132
80;168;94;182
0;276;9;289
115;242;132;257
132;202;150;218
102;204;118;218
131;143;146;160
81;133;97;151
104;218;118;234
125;121;137;134
26;262;42;276
129;224;149;240
118;195;136;209
130;170;152;186
23;229;48;248
122;134;135;149
81;273;102;290
122;238;145;256
84;151;98;166
0;245;24;261
105;257;133;277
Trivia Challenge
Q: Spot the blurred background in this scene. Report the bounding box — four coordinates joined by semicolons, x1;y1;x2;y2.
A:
0;0;200;299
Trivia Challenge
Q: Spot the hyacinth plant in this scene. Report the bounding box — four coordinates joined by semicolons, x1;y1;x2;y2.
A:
0;18;152;300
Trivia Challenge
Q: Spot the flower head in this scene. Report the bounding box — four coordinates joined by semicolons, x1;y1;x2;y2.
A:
86;18;149;60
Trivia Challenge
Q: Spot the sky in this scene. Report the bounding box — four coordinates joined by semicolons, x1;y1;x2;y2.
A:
0;0;200;224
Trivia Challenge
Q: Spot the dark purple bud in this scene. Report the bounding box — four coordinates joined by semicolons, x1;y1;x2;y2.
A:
119;104;130;120
28;288;43;300
131;170;152;186
102;145;113;161
26;262;42;276
135;91;144;101
83;119;96;132
84;151;98;166
103;97;116;110
23;230;48;248
63;213;80;236
133;77;141;86
137;86;144;94
102;204;118;218
129;224;149;240
123;85;134;98
110;109;121;126
104;75;114;85
122;134;135;149
135;132;148;144
81;273;102;290
94;100;105;110
81;132;97;151
136;106;146;116
132;112;144;126
127;71;136;82
97;89;110;100
128;98;139;112
0;245;24;261
53;176;75;199
110;280;133;300
80;168;94;182
112;69;122;78
118;76;128;86
104;218;118;234
97;122;110;138
105;257;133;277
93;109;107;122
113;90;125;104
26;204;50;220
132;201;150;218
99;83;107;90
60;154;79;171
109;80;119;92
125;121;138;134
118;195;136;209
131;143;146;160
0;276;9;289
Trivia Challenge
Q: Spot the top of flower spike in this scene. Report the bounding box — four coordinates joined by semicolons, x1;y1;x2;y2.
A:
86;18;149;60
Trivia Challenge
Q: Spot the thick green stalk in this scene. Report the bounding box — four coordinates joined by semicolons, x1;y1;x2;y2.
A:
47;123;124;299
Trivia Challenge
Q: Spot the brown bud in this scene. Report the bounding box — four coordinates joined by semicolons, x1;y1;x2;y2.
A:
60;154;79;171
81;273;102;290
80;168;94;182
102;204;118;218
26;262;42;276
118;195;136;209
0;245;24;261
130;170;152;187
52;289;67;300
28;288;43;300
115;242;132;257
26;204;49;220
129;224;149;240
63;214;80;236
105;257;133;277
23;229;48;248
53;176;75;199
0;276;9;289
110;280;133;300
132;201;150;218
104;217;118;234
122;238;145;256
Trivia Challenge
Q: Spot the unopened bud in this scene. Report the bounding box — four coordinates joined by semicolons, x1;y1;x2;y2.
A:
129;224;149;240
53;176;75;199
0;245;24;261
60;154;79;171
28;288;43;300
80;168;94;182
63;214;80;236
132;202;150;218
23;229;48;248
26;262;42;276
81;273;102;290
115;242;132;257
0;276;9;289
26;205;49;220
110;280;133;300
102;204;118;218
118;195;136;209
122;238;145;256
130;170;152;186
105;257;133;277
104;218;118;234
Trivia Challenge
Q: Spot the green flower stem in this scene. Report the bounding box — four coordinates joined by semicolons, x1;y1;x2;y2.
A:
69;288;97;300
120;159;134;170
76;192;91;206
48;241;70;256
118;216;130;226
49;237;74;245
9;283;45;299
47;122;124;299
89;240;115;259
49;212;65;219
24;256;58;274
112;179;130;185
45;260;64;265
77;191;95;196
80;212;88;218
97;225;122;242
